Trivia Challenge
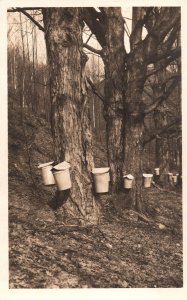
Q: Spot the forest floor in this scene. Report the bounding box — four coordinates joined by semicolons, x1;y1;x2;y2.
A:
8;104;183;288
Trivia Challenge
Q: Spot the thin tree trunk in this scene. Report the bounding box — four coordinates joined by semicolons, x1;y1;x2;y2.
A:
31;26;37;113
13;47;17;91
153;65;170;185
19;13;25;112
43;8;100;223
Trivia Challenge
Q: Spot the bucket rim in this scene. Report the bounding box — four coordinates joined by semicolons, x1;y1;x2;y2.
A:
53;161;70;170
53;169;70;175
143;173;153;178
123;174;134;180
92;167;110;174
38;161;54;169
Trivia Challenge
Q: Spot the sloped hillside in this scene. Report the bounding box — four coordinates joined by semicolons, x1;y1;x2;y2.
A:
9;104;182;288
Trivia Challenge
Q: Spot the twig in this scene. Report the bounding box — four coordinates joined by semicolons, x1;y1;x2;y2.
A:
83;43;102;55
86;76;105;102
127;210;153;224
94;226;112;243
8;7;44;32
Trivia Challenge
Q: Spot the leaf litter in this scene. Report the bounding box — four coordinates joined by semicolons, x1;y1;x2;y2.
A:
9;105;182;288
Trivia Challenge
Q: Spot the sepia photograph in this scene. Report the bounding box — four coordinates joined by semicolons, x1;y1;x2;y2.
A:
4;2;185;294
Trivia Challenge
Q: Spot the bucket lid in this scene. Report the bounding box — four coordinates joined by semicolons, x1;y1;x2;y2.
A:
53;161;70;170
154;168;159;170
38;161;54;169
143;173;153;178
168;172;173;175
92;167;110;174
123;174;134;180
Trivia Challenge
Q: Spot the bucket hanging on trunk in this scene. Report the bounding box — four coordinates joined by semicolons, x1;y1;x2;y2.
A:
172;174;179;184
143;173;153;188
168;172;173;183
123;174;134;189
92;167;110;193
38;161;55;185
53;161;71;191
154;168;160;175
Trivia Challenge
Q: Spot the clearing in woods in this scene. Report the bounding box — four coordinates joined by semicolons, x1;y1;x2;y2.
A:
9;105;182;288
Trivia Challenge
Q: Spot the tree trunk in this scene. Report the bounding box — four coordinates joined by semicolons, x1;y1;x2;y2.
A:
102;8;125;192
123;37;147;212
43;8;100;223
153;65;171;185
123;116;145;211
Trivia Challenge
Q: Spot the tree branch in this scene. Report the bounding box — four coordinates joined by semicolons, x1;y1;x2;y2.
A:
83;43;102;55
83;8;106;48
8;7;43;11
153;8;180;43
143;8;180;63
86;77;105;103
130;8;145;50
162;20;180;52
130;7;153;50
146;54;181;79
143;117;181;145
8;7;44;32
85;32;93;44
144;77;180;114
147;47;181;65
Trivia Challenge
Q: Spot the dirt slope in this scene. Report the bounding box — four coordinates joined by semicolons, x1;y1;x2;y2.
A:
9;105;182;288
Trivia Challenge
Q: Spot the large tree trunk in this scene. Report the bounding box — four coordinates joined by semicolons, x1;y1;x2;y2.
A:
102;8;125;192
43;8;100;223
123;116;145;212
123;32;147;212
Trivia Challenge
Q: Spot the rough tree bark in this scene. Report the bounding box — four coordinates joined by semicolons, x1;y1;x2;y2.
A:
123;29;147;212
153;59;181;185
83;7;180;211
102;8;125;192
123;7;181;210
154;71;170;184
8;7;181;212
43;8;100;223
153;66;170;185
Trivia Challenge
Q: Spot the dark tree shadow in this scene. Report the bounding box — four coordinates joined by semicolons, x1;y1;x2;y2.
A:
48;189;70;209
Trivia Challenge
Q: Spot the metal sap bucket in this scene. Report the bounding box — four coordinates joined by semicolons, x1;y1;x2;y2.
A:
172;174;179;184
154;168;160;175
143;173;153;188
38;161;55;185
53;161;71;191
92;167;110;193
123;174;134;189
